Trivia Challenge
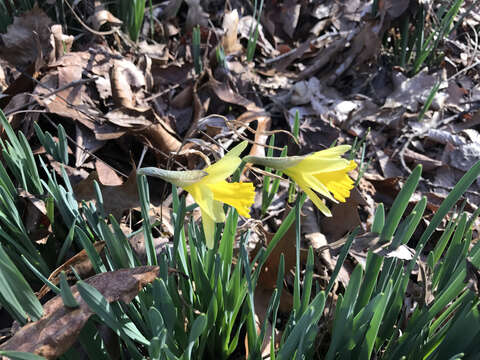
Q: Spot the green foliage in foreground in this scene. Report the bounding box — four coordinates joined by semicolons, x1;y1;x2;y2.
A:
0;108;479;359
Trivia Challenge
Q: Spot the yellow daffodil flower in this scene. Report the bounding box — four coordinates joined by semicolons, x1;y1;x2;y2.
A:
138;141;254;248
243;145;356;216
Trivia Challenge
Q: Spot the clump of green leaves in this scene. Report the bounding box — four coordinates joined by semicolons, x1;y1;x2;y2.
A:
192;25;203;74
246;0;264;62
0;108;479;359
388;0;465;75
114;0;146;42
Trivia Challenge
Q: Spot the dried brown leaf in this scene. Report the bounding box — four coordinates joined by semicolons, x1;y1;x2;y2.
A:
75;124;106;167
88;3;123;30
0;5;53;68
33;69;99;130
37;242;106;300
320;188;366;242
0;267;159;359
50;25;74;61
74;169;139;219
110;59;147;111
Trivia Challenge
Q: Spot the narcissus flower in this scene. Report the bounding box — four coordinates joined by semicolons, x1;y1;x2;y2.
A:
138;141;254;248
244;145;356;216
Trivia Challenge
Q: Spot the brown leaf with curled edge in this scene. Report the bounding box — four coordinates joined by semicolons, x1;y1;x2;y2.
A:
110;59;148;111
50;25;74;62
0;5;53;68
0;266;159;359
140;121;183;155
88;2;122;30
37;242;106;300
118;108;182;155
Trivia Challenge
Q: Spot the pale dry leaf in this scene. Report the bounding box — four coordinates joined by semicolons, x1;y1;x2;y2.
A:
94;75;112;100
222;10;242;54
291;77;361;125
0;267;159;359
0;63;6;90
96;161;123;186
447;142;480;172
110;59;148;111
50;24;74;61
238;16;277;56
88;2;123;30
137;41;168;61
426;128;466;146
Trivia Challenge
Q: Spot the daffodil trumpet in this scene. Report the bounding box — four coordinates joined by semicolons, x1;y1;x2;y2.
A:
243;145;357;216
137;141;255;249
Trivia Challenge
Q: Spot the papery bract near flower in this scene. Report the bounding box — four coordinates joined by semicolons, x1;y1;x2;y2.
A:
138;141;254;248
243;145;356;216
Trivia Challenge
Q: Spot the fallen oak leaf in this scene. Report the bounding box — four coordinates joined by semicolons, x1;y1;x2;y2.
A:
0;266;159;359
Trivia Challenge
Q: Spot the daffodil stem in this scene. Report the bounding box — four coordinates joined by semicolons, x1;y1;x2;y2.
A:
287;179;296;204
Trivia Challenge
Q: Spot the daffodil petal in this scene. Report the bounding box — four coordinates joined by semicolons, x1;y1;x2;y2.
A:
294;157;353;174
311;145;351;157
313;160;356;202
302;187;331;217
212;200;226;222
203;156;242;184
224;140;248;158
207;181;254;218
184;183;224;223
202;211;216;249
302;174;337;202
286;171;336;203
201;141;248;183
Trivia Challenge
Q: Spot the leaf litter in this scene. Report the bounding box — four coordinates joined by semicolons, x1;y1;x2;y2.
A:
0;0;480;357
